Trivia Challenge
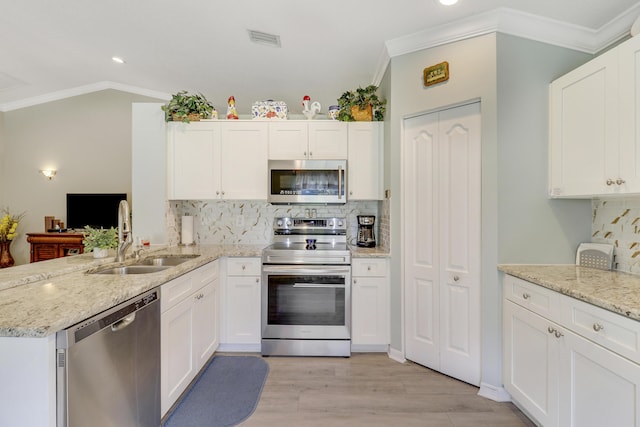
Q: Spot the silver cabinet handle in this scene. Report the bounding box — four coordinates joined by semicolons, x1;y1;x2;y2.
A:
593;323;604;332
309;152;313;157
523;293;530;299
303;151;307;157
548;326;555;334
607;179;615;186
453;275;460;282
242;265;246;270
554;330;564;338
255;278;259;283
616;178;626;185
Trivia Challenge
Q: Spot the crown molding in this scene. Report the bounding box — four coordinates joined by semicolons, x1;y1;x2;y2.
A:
0;81;170;112
385;6;640;59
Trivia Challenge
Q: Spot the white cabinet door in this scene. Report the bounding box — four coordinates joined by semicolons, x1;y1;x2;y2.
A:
221;258;262;349
559;325;640;427
618;36;640;194
403;102;481;386
167;122;220;200
503;300;559;427
268;121;308;159
220;122;268;200
308;122;348;159
224;275;261;345
268;122;348;160
348;122;384;200
548;46;623;197
194;281;218;368
161;295;195;415
351;258;389;348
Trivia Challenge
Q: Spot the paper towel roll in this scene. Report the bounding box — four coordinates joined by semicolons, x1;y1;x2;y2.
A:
181;216;194;245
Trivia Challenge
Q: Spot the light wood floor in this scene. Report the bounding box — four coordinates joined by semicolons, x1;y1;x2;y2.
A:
237;353;536;427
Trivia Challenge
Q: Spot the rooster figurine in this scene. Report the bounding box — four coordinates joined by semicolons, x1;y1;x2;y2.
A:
302;95;321;120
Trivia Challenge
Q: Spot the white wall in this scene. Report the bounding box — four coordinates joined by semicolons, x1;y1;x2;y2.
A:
388;33;594;391
1;90;163;265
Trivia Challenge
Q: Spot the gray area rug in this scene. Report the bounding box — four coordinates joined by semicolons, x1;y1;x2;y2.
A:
163;355;269;427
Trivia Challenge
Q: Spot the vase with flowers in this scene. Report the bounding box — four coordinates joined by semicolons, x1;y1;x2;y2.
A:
0;208;26;268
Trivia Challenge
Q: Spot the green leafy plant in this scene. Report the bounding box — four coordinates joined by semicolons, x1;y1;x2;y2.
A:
337;84;386;121
82;226;118;252
161;91;215;123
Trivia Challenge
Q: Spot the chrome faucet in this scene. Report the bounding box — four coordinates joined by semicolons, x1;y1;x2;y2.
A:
116;200;133;262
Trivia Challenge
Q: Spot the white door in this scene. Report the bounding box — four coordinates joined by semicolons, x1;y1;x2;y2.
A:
403;102;481;386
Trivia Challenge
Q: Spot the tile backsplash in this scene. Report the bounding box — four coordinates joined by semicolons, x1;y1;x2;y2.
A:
167;200;389;249
592;198;640;273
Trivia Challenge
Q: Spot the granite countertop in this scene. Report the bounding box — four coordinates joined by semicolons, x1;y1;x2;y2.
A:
498;264;640;321
0;244;264;338
0;244;390;338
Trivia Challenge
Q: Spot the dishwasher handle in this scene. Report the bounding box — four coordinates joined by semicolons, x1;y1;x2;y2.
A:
111;313;136;332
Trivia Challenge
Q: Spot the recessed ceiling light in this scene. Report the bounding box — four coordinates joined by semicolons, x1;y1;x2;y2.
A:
112;57;126;64
439;0;458;5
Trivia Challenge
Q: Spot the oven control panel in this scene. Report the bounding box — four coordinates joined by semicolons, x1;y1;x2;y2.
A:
273;217;346;235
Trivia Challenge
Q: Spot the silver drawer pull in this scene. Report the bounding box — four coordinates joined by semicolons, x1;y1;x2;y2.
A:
593;323;604;332
453;275;460;282
523;293;530;299
554;330;564;338
548;326;555;334
606;179;615;186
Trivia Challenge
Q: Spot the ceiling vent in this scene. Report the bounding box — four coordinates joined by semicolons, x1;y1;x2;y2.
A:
248;30;281;48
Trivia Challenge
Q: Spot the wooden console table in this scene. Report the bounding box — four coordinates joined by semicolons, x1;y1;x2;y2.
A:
26;232;84;263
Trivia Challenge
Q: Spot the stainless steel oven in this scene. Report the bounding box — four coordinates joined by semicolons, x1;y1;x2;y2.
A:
261;217;351;356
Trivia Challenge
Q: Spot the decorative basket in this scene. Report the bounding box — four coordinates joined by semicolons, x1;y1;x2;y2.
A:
172;113;202;122
351;104;373;121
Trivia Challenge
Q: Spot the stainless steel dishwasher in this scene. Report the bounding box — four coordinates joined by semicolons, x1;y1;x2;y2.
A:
56;288;160;427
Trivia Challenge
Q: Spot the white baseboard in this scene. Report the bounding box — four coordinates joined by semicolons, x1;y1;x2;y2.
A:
217;343;261;353
387;346;406;363
478;382;511;402
351;344;389;353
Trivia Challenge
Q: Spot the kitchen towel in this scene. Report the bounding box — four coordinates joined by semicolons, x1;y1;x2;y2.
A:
181;216;194;245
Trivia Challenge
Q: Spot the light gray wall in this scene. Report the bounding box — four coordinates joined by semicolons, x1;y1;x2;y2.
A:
0;112;5;204
388;34;499;376
388;33;596;390
496;34;592;264
1;90;163;265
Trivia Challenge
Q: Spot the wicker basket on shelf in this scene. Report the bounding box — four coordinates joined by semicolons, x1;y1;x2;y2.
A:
350;104;373;121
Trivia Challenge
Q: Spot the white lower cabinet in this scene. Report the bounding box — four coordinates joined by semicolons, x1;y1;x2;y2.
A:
220;257;262;351
161;260;219;416
351;258;389;351
503;274;640;427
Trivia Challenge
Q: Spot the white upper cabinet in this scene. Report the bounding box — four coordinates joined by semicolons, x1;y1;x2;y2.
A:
268;121;347;159
549;36;640;197
219;122;268;200
167;122;220;200
167;121;268;200
347;122;384;200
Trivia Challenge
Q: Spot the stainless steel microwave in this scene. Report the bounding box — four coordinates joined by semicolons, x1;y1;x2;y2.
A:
268;159;347;204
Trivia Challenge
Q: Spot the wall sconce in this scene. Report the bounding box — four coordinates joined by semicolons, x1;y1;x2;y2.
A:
39;169;57;180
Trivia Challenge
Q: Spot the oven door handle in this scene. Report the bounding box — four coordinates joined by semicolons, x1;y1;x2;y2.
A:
292;283;345;288
262;266;351;275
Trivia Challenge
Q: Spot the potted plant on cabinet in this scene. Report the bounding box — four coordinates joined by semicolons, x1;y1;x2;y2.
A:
337;84;386;121
82;226;118;258
161;91;216;123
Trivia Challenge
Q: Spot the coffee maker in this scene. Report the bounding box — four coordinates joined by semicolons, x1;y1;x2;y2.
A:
357;215;376;247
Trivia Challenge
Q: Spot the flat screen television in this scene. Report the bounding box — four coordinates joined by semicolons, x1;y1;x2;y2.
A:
66;193;127;230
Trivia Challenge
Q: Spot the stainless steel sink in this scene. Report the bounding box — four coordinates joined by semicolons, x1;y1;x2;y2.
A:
135;255;200;266
92;265;170;275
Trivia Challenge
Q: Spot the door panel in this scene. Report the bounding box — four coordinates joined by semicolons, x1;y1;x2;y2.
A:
404;102;481;386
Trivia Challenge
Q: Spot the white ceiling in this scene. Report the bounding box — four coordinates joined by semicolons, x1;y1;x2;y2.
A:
1;0;640;114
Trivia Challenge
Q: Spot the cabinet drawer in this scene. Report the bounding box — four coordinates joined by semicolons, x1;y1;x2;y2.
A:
194;260;219;286
560;296;640;364
503;275;561;320
161;273;196;313
352;258;388;277
226;257;261;276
